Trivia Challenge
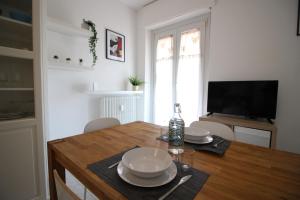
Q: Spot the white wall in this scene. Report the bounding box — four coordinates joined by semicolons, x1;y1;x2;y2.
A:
47;0;137;139
137;0;300;153
208;0;300;153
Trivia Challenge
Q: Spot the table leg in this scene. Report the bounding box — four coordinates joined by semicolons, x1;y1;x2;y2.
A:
48;141;66;200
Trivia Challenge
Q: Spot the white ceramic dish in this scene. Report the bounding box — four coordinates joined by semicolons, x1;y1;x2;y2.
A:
117;161;177;187
122;147;172;178
184;135;213;144
185;127;210;141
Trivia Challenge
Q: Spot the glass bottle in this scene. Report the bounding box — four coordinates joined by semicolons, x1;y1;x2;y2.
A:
168;103;185;154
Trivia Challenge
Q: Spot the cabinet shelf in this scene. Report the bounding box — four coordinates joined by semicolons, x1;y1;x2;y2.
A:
47;17;90;38
0;88;34;91
0;16;32;51
0;117;36;129
0;15;32;28
0;46;33;59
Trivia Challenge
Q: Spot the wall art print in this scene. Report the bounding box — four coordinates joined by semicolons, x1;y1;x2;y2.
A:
106;29;125;62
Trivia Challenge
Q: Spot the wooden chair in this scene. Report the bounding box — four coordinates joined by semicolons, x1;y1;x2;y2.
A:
82;117;120;199
53;170;81;200
190;121;235;140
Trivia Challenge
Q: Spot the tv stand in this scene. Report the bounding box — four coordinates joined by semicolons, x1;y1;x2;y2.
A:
199;114;277;149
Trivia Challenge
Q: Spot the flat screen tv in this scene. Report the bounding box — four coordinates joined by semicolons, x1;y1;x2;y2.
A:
207;81;278;120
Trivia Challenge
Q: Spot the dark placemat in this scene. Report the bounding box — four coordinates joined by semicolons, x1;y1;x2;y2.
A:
158;134;231;156
88;148;209;200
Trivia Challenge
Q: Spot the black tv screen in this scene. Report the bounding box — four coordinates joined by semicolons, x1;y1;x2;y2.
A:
207;81;278;119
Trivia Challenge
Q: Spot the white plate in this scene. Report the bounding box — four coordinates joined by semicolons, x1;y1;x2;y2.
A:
122;147;172;178
185;127;210;141
117;161;177;187
184;135;213;144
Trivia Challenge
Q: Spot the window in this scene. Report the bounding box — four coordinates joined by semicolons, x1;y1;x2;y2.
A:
152;17;208;126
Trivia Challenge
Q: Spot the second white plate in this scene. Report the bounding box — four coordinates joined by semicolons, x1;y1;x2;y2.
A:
117;161;177;187
184;135;213;144
185;127;210;141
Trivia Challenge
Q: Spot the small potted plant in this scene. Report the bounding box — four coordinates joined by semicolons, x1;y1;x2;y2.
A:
128;76;144;91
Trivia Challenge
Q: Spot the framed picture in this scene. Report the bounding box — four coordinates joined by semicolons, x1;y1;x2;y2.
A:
106;29;125;62
298;0;300;36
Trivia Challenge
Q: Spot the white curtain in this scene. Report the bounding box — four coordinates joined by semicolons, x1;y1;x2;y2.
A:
152;16;208;126
154;36;174;125
176;29;202;126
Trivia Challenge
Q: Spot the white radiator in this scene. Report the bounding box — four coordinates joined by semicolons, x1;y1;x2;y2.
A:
99;95;139;124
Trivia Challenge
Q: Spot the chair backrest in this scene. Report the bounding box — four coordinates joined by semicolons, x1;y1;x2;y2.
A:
190;121;235;140
84;118;120;133
53;170;80;200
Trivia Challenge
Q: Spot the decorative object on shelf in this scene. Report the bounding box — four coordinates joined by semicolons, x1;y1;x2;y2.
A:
66;57;71;64
52;55;59;63
106;29;125;62
79;58;83;65
128;76;144;91
83;19;98;65
89;81;99;92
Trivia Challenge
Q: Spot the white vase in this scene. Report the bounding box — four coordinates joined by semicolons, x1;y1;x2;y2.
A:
133;85;139;91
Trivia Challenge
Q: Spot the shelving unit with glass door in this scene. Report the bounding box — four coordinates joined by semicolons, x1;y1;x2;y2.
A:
0;0;35;121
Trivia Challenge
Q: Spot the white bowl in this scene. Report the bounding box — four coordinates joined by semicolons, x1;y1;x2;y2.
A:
185;127;210;141
122;147;172;178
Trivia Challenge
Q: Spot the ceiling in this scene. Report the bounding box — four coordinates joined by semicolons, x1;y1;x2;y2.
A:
118;0;158;10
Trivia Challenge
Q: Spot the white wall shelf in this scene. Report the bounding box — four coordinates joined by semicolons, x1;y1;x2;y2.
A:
0;15;32;28
48;60;94;71
47;17;90;38
88;90;143;96
0;46;33;59
0;88;34;91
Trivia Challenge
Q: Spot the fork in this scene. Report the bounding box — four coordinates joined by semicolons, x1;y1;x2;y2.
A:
158;175;192;200
108;160;121;169
213;139;224;148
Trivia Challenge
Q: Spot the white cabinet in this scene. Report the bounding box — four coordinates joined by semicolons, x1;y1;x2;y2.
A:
234;126;271;148
200;115;276;148
0;120;40;200
0;0;46;199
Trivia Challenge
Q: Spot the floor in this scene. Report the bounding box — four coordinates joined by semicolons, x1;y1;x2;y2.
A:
66;170;98;200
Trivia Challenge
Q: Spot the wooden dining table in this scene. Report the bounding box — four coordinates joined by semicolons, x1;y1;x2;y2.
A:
48;121;300;200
